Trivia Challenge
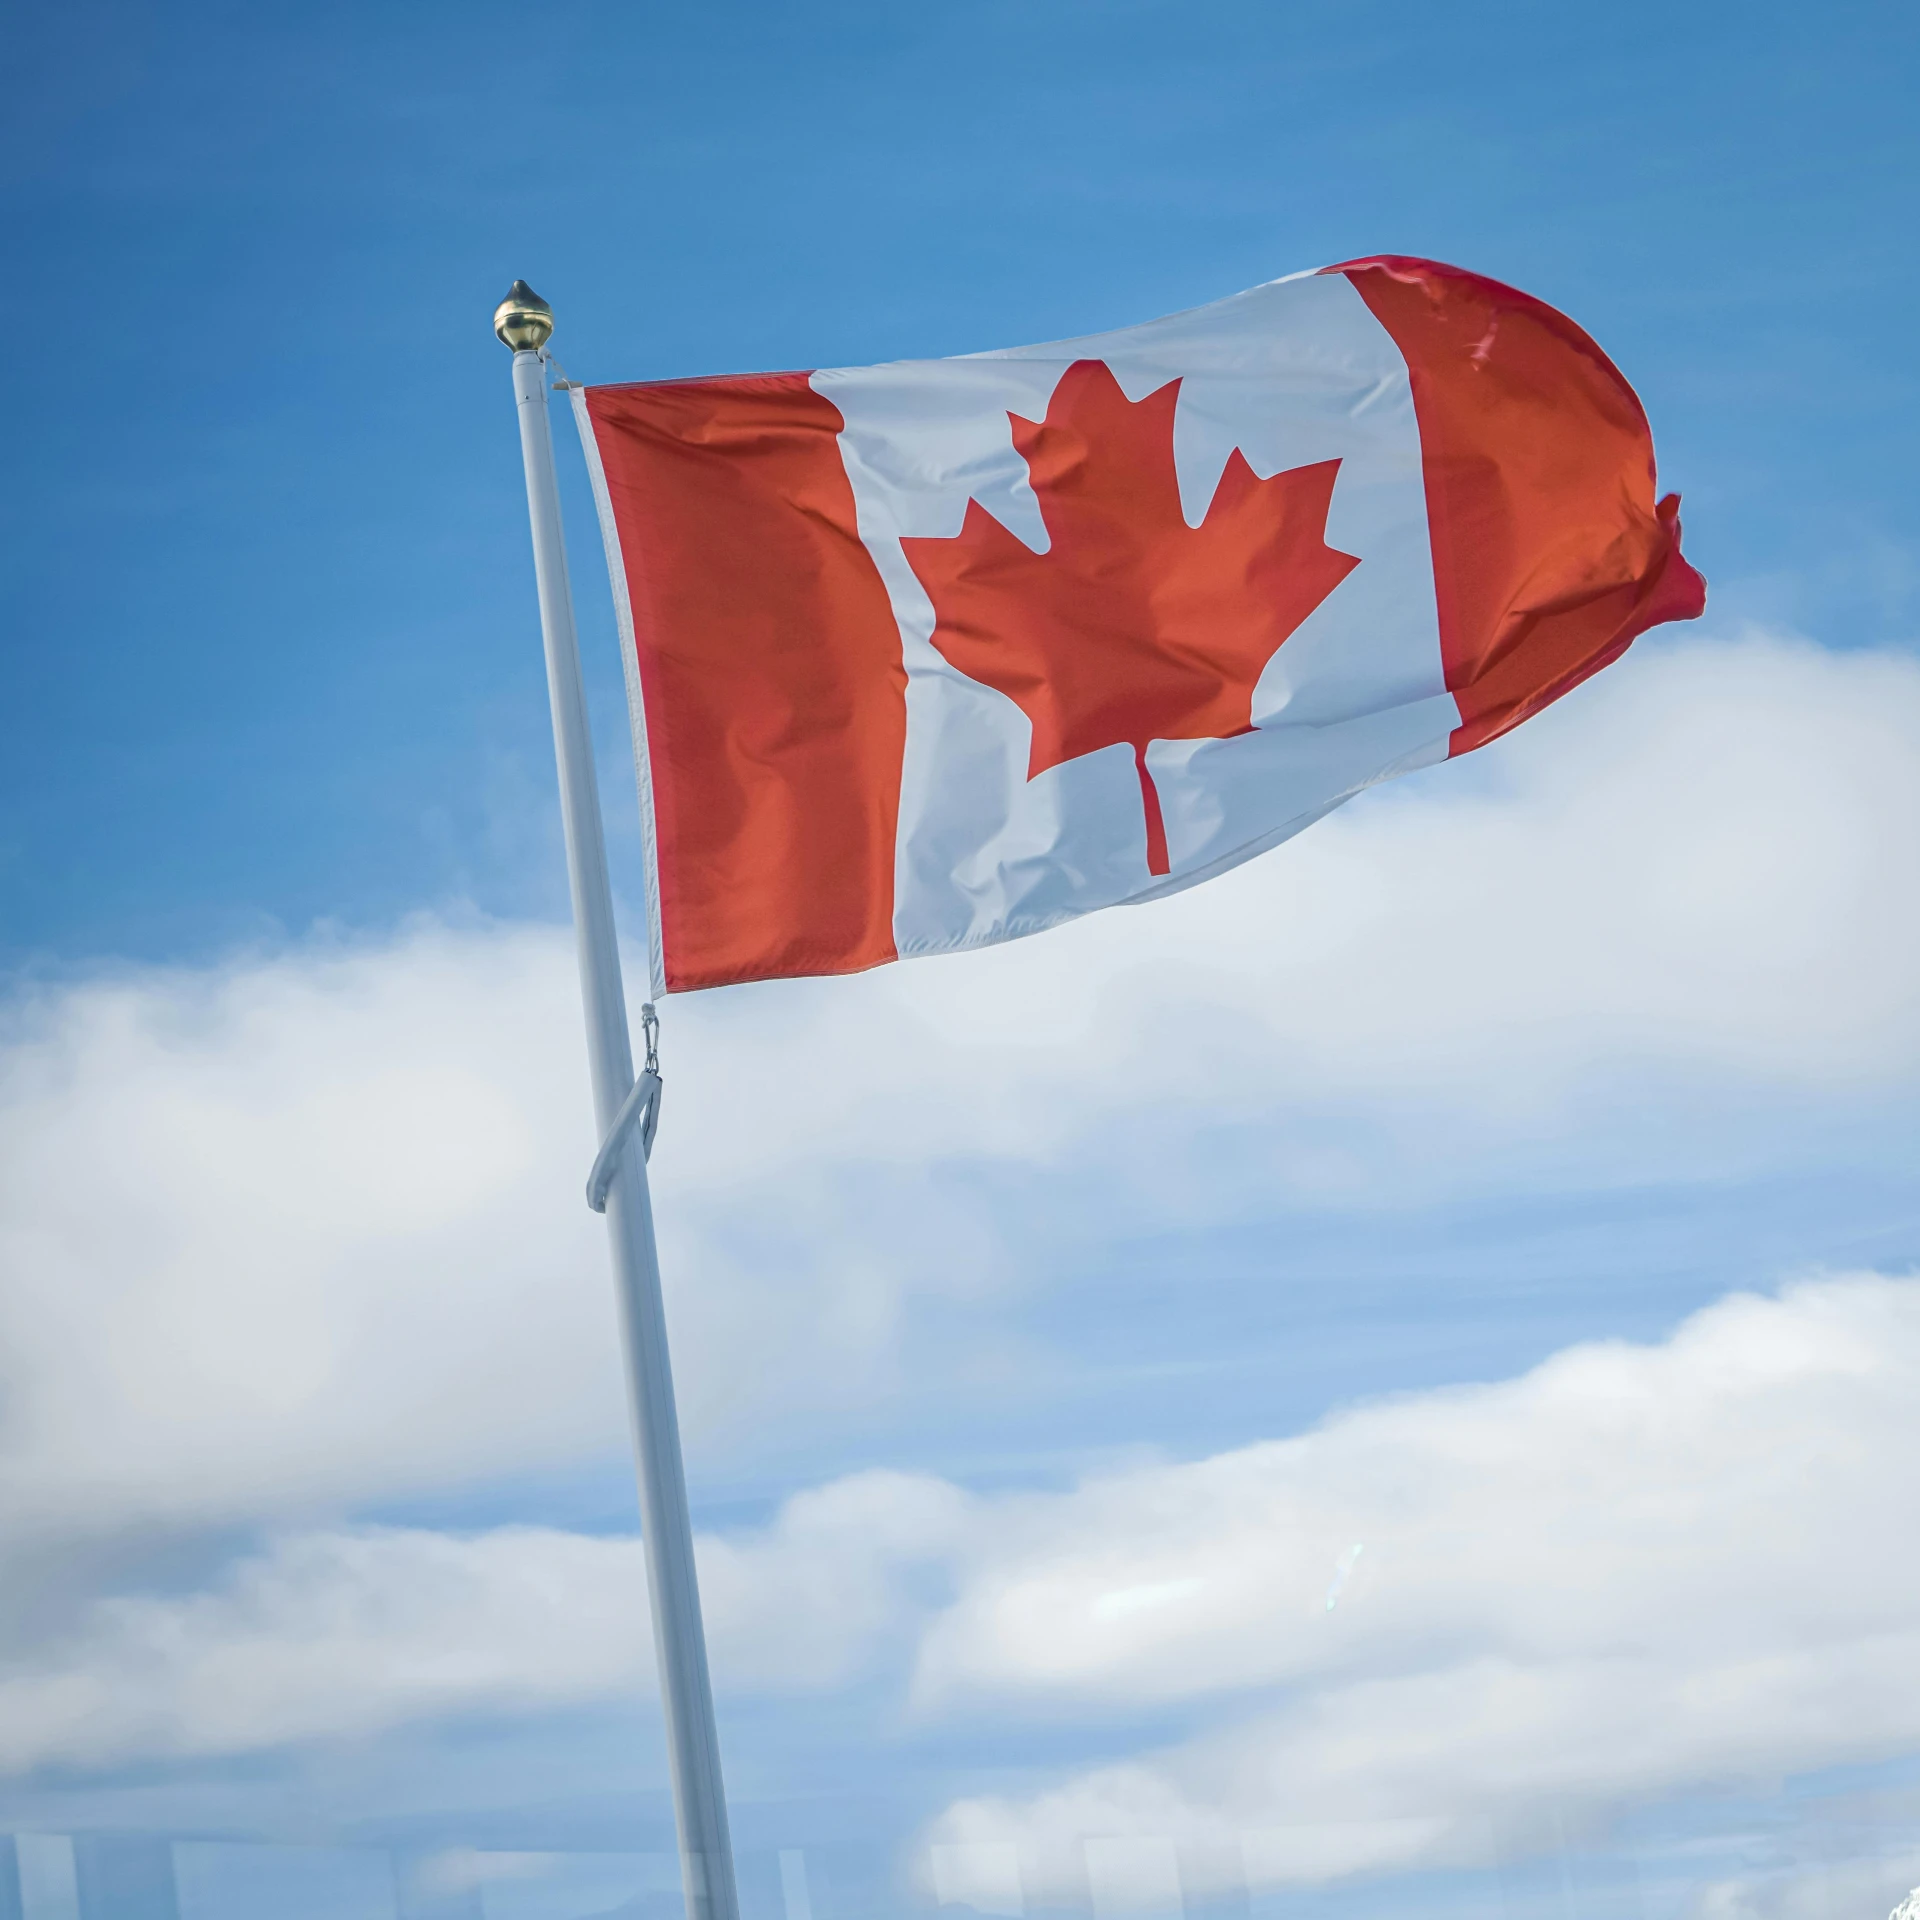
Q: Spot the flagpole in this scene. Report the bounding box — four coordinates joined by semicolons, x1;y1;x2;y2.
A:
495;281;740;1920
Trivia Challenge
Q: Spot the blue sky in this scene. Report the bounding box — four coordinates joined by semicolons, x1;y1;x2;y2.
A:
4;4;1920;1920
7;0;1918;964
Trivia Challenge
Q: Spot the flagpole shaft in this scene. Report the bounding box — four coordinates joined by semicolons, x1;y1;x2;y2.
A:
508;341;740;1920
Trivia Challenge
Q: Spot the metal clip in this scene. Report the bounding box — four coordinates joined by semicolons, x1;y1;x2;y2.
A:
586;1068;662;1212
585;1012;664;1213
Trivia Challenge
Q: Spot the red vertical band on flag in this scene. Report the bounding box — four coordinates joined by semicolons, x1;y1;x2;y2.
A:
1334;256;1705;754
582;374;907;991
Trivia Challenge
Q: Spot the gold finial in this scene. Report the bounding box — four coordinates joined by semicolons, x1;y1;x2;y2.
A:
494;280;554;351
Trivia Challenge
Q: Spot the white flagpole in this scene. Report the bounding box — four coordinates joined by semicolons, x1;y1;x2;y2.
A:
495;281;740;1920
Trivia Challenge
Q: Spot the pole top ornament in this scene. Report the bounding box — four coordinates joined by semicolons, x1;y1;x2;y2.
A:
494;281;554;351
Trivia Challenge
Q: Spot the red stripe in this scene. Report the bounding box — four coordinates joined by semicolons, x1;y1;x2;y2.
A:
583;375;907;991
1332;256;1705;754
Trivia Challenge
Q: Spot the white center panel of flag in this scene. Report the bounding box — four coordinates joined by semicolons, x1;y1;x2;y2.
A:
814;269;1460;959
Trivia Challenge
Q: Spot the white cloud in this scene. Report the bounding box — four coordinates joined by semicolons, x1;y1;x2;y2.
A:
1;628;1917;1545
0;923;627;1535
698;1468;971;1688
919;1272;1920;1897
7;1264;1918;1916
916;1271;1920;1708
0;1523;651;1769
0;928;982;1539
0;1467;963;1770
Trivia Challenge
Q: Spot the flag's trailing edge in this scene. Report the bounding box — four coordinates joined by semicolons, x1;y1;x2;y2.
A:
575;256;1704;995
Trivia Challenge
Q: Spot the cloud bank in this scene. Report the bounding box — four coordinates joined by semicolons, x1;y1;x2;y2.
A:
0;1467;965;1770
5;1270;1915;1908
919;1271;1920;1899
3;630;1919;1547
2;630;1918;1902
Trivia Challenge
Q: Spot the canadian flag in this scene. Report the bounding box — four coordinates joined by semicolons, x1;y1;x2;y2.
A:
574;256;1704;994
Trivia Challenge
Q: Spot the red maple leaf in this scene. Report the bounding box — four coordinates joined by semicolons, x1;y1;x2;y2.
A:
901;358;1361;875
